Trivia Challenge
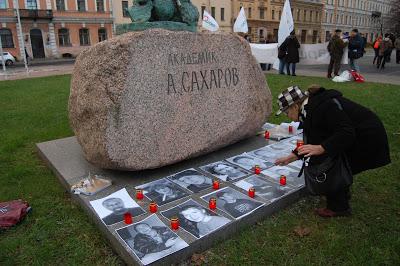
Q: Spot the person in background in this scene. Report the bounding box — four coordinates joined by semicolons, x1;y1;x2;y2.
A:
372;36;382;65
327;29;346;79
360;33;367;54
394;36;400;64
281;30;301;76
348;29;363;72
377;34;393;70
275;85;390;218
265;34;273;70
387;33;396;62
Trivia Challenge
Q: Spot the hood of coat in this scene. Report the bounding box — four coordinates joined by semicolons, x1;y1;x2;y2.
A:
305;88;343;114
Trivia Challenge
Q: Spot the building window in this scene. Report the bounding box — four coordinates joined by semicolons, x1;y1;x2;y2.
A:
96;0;104;12
312;30;318;43
211;6;215;18
122;1;129;17
259;8;264;19
221;8;225;21
58;28;70;46
248;7;251;18
301;30;307;43
297;9;300;21
0;28;14;48
278;10;281;19
56;0;65;10
0;0;7;9
325;31;331;42
310;11;313;22
26;0;37;9
79;28;90;45
201;6;205;18
303;10;307;22
272;10;275;20
77;0;85;11
98;28;107;42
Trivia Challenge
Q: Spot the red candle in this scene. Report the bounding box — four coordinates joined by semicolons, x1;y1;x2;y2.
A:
136;189;144;200
296;140;304;149
254;165;261;175
264;130;270;139
149;202;158;213
124;212;133;224
171;217;179;230
209;197;217;210
213;179;220;190
288;125;293;134
280;175;287;186
248;187;255;198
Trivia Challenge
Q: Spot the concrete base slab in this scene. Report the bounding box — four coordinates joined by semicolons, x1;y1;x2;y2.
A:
37;136;305;265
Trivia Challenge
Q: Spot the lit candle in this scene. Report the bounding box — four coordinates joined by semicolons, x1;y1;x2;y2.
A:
136;189;144;200
124;212;133;224
171;217;179;231
248;187;255;198
209;197;217;210
288;125;293;134
254;165;261;175
149;202;158;213
213;180;220;190
296;140;304;149
280;175;287;186
264;130;270;139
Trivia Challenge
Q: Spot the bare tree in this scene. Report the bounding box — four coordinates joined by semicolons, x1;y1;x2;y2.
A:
387;0;400;36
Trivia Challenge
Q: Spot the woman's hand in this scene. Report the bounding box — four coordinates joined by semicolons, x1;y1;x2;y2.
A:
298;145;325;157
275;153;298;166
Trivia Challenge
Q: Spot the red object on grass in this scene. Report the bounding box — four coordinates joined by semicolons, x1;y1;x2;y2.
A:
124;212;133;224
0;200;30;229
350;70;365;83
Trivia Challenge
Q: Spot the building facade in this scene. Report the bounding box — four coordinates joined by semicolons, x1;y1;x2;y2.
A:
191;0;233;32
0;0;113;60
322;0;394;43
231;0;323;44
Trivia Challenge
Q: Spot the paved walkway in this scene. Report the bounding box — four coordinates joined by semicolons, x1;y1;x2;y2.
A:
0;63;74;81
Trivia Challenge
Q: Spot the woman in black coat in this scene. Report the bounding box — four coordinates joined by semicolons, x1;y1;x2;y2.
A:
275;85;390;218
280;31;301;76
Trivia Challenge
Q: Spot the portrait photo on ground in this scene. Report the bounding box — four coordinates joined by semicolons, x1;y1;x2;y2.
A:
247;147;288;163
225;153;274;171
262;166;305;188
200;161;250;182
166;169;213;193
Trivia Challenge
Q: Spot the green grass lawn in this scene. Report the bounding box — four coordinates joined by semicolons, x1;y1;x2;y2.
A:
0;74;399;265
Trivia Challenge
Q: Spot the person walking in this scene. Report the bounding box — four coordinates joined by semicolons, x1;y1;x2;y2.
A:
275;85;390;218
348;29;363;72
281;30;301;76
395;36;400;64
372;36;382;65
377;35;393;70
327;29;346;78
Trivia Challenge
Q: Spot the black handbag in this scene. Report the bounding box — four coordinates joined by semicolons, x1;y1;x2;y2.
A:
303;155;353;196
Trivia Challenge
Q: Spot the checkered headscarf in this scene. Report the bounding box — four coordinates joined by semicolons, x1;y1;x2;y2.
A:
276;86;308;115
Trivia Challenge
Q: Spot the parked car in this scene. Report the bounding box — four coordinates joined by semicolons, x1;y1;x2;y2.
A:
0;52;16;66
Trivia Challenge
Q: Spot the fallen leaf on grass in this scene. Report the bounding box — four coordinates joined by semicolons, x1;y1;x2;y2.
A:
293;226;311;237
191;253;206;265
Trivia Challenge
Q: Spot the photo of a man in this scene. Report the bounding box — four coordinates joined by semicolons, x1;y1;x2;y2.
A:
226;154;274;171
167;169;213;193
161;199;231;238
248;148;287;163
136;178;189;206
262;166;305;188
201;187;264;219
200;161;249;181
89;188;145;226
116;214;188;265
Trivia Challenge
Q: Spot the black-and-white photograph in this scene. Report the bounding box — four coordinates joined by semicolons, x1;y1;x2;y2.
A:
201;187;264;219
267;142;293;153
288;160;303;170
136;178;189;206
262;166;305;187
89;188;146;226
161;199;231;239
116;214;188;265
247;147;288;163
200;161;250;182
283;137;304;149
225;153;274;171
262;122;278;130
234;175;295;202
167;169;213;193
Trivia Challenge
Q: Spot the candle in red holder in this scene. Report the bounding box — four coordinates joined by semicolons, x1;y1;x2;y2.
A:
248;187;255;198
124;212;133;224
280;175;287;186
136;189;144;200
171;217;179;231
209;197;217;210
288;125;293;134
149;202;158;213
254;165;261;175
296;139;304;149
264;130;270;139
212;179;220;190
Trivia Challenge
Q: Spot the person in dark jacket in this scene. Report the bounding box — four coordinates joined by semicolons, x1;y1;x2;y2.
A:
280;30;301;76
327;29;346;78
377;35;393;70
275;85;390;218
348;29;363;72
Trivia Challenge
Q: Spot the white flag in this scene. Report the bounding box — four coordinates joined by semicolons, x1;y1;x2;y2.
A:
278;0;294;45
202;10;219;32
233;7;248;33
